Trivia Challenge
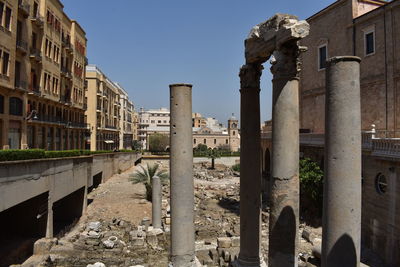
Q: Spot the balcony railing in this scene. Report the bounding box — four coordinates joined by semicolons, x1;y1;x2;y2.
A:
105;125;117;130
35;114;66;125
60;94;71;104
68;122;89;129
261;127;400;160
16;39;28;54
29;48;42;62
28;84;41;96
18;0;30;18
30;14;44;28
62;38;73;52
61;66;72;79
15;79;27;91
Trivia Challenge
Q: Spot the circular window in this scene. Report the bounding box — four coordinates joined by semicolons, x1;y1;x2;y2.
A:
375;173;387;194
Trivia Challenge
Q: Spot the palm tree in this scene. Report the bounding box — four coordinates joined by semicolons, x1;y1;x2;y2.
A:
207;149;221;170
130;163;169;200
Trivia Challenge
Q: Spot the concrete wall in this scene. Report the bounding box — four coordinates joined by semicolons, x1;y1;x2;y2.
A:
0;152;141;213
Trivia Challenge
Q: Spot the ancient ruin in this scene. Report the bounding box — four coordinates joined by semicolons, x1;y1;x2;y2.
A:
237;14;309;267
322;57;362;267
169;84;196;266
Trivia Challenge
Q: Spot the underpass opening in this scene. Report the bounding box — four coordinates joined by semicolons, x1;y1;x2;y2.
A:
0;192;48;267
53;187;85;237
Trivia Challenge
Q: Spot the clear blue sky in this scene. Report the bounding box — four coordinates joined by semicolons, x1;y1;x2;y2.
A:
64;0;334;124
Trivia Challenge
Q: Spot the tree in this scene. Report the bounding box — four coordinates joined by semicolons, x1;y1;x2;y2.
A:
148;133;169;152
194;143;208;152
130;163;169;201
299;158;324;218
132;140;142;151
207;148;221;169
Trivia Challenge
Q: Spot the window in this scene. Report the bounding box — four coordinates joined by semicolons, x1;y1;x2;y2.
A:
233;131;235;135
9;97;23;116
318;44;328;70
364;27;375;56
5;6;11;30
0;94;3;114
194;139;196;144
204;139;206;144
2;51;9;76
158;120;161;123
375;173;387;194
214;139;216;144
0;2;3;27
226;139;228;144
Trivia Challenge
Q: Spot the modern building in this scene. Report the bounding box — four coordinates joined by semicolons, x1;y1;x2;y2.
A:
261;1;400;266
138;107;170;149
0;0;88;150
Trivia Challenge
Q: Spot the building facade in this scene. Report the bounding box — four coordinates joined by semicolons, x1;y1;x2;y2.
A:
85;65;121;151
0;0;88;150
138;107;170;149
116;82;135;150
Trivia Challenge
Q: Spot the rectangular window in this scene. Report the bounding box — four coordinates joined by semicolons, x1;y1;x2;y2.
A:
0;2;4;27
194;139;196;144
2;51;9;75
365;31;375;56
318;45;327;70
5;6;11;30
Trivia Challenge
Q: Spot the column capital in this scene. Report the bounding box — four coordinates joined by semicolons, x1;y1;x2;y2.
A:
239;64;263;89
270;40;307;80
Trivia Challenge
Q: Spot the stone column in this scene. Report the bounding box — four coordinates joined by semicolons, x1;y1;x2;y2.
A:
169;83;195;267
269;41;302;267
152;175;162;229
322;56;361;267
234;64;264;267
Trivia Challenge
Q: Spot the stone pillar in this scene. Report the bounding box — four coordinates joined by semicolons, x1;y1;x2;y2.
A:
152;175;162;229
46;196;53;238
169;83;195;267
322;56;361;267
234;64;264;267
269;41;302;267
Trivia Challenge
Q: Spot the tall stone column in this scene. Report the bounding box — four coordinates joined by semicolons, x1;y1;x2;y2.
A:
269;41;302;267
169;83;195;267
234;64;265;267
322;56;361;267
152;175;162;229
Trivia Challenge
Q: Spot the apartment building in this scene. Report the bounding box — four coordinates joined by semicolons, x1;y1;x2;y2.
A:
115;82;135;150
138;107;170;149
0;0;88;150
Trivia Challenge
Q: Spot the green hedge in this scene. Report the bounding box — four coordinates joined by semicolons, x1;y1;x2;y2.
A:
0;149;46;161
193;151;240;157
0;149;137;162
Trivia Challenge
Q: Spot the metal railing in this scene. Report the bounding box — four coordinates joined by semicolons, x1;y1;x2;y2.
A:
16;39;28;53
15;79;27;91
18;0;30;17
31;14;44;27
61;66;72;79
29;48;42;61
28;84;41;96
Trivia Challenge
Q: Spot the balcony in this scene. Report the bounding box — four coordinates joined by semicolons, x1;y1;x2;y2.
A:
61;66;72;79
34;114;66;125
84;56;88;65
67;122;89;129
29;48;42;62
62;38;73;52
30;14;44;28
60;94;72;105
18;0;30;18
28;84;41;96
83;103;88;110
15;79;27;91
16;39;28;54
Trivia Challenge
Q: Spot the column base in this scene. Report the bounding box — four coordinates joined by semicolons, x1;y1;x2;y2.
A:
232;258;267;267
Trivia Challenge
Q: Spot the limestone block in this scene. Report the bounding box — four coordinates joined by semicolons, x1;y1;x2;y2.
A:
33;238;58;255
217;237;232;248
231;236;240;247
88;221;101;232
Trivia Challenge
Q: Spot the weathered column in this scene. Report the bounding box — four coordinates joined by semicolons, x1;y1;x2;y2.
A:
152;175;162;229
169;83;195;267
268;41;302;267
234;64;264;267
322;56;361;267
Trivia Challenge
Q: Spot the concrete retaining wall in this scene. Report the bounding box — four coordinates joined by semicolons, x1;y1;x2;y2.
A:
0;152;141;213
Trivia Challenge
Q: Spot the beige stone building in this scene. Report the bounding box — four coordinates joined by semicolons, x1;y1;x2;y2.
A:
192;114;240;152
115;82;135;150
86;65;121;151
0;0;88;150
259;1;400;266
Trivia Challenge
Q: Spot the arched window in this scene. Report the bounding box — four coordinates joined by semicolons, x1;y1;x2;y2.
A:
9;97;23;116
194;139;196;144
233;131;236;135
375;173;387;194
214;139;216;144
204;139;206;144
